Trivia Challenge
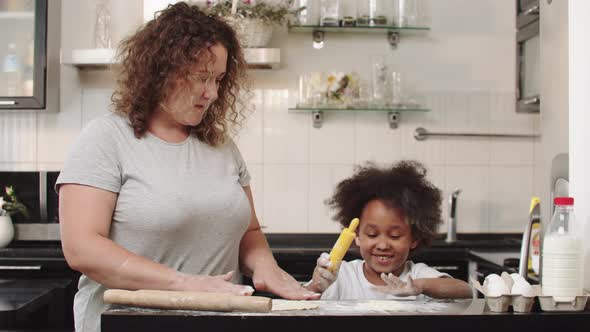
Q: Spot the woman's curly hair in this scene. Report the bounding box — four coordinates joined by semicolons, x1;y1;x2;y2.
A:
326;160;442;251
111;2;248;146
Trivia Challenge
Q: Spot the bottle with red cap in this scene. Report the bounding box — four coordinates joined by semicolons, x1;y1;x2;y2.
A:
541;197;584;297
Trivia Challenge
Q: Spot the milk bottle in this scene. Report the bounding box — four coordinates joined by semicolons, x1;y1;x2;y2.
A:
541;197;584;297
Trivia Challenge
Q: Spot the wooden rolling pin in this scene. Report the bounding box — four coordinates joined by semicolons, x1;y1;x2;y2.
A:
104;289;272;312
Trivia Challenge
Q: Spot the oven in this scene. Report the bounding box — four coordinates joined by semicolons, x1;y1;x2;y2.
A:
0;241;79;330
0;171;78;330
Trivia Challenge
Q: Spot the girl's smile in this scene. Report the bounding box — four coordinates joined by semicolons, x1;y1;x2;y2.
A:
355;199;418;285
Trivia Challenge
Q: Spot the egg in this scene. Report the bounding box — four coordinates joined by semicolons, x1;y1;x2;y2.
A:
483;274;509;297
510;273;535;297
509;273;527;283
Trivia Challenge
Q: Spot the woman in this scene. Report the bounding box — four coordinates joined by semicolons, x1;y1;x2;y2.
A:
57;3;318;332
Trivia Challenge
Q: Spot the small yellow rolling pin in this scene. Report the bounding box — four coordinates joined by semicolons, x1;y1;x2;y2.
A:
328;218;360;272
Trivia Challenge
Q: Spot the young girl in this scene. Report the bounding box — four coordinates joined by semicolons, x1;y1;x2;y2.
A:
305;161;472;300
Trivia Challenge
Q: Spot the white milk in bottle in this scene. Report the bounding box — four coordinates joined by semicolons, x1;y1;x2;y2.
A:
541;197;584;297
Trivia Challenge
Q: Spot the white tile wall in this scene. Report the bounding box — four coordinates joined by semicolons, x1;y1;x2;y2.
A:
0;87;537;234
355;111;403;165
234;90;264;164
0;112;36;164
488;166;534;232
445;165;490;232
310;112;355;165
36;66;83;165
237;89;534;233
246;163;264;227
262;164;309;233
81;88;113;126
263;90;310;165
308;164;355;233
0;0;538;234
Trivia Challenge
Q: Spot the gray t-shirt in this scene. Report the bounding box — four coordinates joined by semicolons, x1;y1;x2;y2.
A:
56;113;252;332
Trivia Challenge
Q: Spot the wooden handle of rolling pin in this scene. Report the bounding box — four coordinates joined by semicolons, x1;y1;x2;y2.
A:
103;289;272;312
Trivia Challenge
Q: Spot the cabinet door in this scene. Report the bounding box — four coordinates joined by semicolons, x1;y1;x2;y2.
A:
0;0;58;110
422;259;469;281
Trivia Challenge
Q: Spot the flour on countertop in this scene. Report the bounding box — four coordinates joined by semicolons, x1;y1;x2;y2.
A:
271;300;319;311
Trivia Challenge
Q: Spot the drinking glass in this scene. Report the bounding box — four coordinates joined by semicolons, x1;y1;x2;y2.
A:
390;71;403;107
357;0;388;26
293;0;320;25
392;0;418;27
371;55;388;107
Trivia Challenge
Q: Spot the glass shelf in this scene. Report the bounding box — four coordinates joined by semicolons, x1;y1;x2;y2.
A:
289;106;430;112
288;25;431;33
288;107;430;129
64;48;281;70
288;24;430;48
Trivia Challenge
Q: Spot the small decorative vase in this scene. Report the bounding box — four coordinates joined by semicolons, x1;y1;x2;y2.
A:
0;215;15;248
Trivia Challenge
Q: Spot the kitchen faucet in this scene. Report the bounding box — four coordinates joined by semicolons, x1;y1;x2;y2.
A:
446;188;461;243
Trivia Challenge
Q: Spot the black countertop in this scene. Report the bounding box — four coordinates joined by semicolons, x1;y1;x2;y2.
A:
101;299;590;332
0;234;522;257
0;234;523;282
0;278;72;328
0;234;533;331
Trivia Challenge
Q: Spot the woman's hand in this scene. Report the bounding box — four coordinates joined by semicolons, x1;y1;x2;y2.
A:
373;273;423;297
251;264;320;300
176;271;254;296
305;252;338;293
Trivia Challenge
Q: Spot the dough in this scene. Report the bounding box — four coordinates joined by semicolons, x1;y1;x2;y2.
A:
271;299;319;311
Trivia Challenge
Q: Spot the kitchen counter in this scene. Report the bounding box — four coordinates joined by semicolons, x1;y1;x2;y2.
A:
0;278;73;329
101;299;590;332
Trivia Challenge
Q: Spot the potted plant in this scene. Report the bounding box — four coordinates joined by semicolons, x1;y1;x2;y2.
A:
0;186;30;248
202;0;304;48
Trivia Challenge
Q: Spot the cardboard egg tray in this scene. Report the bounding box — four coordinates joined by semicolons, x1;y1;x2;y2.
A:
470;272;540;313
480;293;537;313
537;294;589;311
472;272;589;312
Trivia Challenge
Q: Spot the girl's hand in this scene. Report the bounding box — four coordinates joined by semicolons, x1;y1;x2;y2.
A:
305;252;338;293
252;264;320;300
178;271;254;296
374;273;422;297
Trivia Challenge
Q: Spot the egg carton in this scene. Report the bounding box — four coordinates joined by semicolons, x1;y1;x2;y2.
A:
538;293;589;312
481;293;537;313
470;273;540;313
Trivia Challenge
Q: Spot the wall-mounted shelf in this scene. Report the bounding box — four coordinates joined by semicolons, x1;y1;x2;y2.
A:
243;48;280;69
0;11;34;19
289;106;430;129
288;24;430;49
65;48;117;68
63;48;281;69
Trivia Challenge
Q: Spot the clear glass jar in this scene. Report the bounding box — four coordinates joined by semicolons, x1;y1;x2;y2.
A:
293;0;320;25
356;0;388;27
320;0;341;27
340;0;357;26
392;0;418;27
370;55;388;106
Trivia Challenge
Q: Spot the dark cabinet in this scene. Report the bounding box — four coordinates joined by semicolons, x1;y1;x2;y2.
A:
0;0;60;111
516;0;540;113
0;245;79;330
